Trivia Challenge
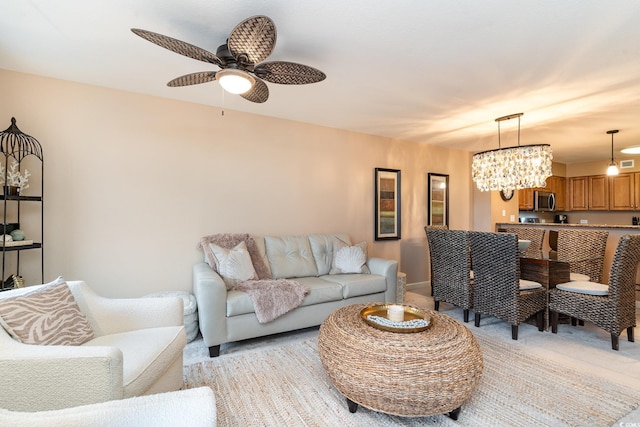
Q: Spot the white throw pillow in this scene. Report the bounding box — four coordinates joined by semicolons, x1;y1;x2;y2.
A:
209;241;257;288
330;238;370;274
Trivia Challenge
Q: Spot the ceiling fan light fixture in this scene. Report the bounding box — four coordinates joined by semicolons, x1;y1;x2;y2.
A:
606;130;619;176
217;69;254;94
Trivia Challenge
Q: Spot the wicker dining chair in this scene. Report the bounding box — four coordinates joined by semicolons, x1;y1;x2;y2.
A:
503;227;545;258
556;229;608;283
468;231;546;340
425;228;473;322
424;225;450;298
549;234;640;350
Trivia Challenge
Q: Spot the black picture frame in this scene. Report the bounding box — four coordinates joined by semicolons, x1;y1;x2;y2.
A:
428;173;449;227
374;168;401;240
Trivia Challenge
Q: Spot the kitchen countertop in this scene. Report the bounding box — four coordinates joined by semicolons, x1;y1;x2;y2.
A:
496;222;640;230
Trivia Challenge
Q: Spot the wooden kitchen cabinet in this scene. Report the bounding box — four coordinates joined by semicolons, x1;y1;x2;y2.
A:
588;175;609;210
568;175;608;211
609;172;640;210
518;188;534;210
547;176;566;211
568;176;588;210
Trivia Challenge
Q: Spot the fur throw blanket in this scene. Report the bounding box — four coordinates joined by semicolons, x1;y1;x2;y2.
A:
232;279;310;323
198;233;272;280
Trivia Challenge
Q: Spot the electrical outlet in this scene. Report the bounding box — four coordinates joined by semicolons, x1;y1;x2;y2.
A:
580;219;588;224
502;209;506;217
510;214;515;222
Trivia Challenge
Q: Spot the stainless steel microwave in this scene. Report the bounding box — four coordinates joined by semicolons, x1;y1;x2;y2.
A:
534;191;556;212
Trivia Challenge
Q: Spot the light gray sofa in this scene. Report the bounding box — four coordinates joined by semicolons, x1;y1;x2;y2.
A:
193;233;398;357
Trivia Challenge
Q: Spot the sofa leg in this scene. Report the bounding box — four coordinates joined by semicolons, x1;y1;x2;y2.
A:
434;300;440;311
511;325;519;340
208;345;221;358
463;309;469;323
628;326;635;342
474;313;481;327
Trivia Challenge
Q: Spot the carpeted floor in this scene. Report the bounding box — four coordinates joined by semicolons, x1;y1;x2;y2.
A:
183;288;640;426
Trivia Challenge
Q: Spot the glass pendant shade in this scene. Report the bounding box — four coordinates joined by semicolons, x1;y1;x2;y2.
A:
472;113;553;192
217;69;254;94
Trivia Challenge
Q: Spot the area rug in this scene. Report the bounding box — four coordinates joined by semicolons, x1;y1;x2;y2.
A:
183;332;640;427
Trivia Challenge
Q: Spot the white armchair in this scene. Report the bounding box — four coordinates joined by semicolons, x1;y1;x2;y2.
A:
0;387;216;427
0;280;187;412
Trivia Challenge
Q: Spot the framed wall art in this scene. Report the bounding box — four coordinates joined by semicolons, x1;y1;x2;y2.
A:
374;168;401;240
428;173;449;227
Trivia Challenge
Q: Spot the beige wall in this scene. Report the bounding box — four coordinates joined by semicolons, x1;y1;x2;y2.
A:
1;69;473;297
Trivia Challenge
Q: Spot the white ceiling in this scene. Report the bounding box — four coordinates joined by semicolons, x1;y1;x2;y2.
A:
2;0;639;164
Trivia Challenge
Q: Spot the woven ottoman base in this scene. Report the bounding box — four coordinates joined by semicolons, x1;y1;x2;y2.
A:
318;304;483;419
145;291;199;342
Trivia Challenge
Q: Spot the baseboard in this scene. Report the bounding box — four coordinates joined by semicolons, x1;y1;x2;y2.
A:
406;281;429;291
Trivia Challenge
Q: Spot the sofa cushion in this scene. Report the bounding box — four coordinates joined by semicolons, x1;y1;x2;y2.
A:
226;277;343;317
330;238;371;274
265;235;318;279
83;326;185;397
320;274;387;298
308;233;351;275
0;281;94;346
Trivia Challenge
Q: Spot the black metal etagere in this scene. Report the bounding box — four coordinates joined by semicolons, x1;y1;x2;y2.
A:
0;117;44;290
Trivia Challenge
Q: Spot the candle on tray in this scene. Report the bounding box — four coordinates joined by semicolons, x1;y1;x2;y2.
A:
387;305;404;322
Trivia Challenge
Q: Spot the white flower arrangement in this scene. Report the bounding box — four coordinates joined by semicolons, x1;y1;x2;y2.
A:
0;161;30;192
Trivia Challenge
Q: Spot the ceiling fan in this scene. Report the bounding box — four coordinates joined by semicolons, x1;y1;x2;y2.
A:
131;15;326;103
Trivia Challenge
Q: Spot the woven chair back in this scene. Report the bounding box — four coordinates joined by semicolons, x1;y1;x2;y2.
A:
424;225;448;236
557;229;608;283
425;228;472;309
504;227;545;258
607;234;640;305
468;231;520;314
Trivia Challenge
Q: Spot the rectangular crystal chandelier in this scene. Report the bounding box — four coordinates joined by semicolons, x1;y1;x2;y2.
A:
472;113;553;192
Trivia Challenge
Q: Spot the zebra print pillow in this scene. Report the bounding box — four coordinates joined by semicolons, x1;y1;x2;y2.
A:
0;282;94;345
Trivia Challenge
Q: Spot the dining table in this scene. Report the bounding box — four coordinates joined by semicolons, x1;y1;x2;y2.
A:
519;250;570;330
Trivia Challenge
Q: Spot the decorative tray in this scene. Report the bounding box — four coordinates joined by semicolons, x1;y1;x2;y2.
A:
360;304;432;333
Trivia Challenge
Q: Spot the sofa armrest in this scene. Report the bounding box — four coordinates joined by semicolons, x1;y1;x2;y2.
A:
367;257;399;303
67;281;184;337
0;330;123;412
192;263;228;348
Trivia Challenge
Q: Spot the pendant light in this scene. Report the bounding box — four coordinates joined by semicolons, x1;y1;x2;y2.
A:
606;130;619;176
472;113;553;192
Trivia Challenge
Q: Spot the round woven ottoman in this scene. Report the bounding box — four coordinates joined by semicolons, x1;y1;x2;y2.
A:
317;304;483;420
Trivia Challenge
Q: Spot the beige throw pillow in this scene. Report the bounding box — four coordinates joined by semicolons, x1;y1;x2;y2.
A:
209;241;258;288
330;238;370;274
0;282;94;346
